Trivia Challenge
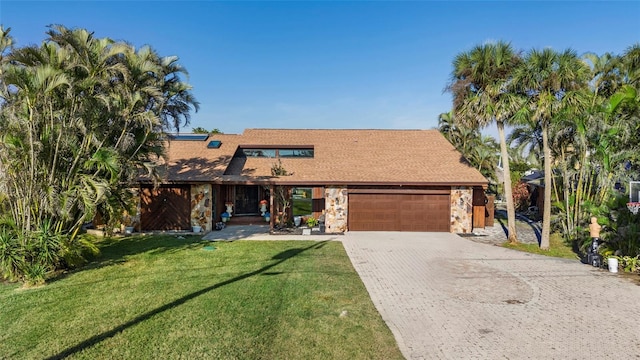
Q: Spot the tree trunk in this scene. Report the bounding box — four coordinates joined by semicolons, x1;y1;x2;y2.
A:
540;123;552;250
497;122;518;244
560;147;572;238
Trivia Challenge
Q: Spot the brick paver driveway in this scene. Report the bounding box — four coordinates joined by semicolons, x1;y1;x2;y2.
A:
342;232;640;359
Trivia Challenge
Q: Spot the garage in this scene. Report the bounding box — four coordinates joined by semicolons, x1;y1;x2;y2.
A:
348;193;450;232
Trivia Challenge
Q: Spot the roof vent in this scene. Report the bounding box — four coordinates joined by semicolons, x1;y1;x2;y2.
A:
207;140;222;149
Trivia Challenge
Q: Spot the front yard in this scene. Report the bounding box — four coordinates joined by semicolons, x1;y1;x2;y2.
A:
0;236;403;359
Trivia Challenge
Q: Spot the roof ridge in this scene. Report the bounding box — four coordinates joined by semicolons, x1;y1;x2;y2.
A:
243;128;438;131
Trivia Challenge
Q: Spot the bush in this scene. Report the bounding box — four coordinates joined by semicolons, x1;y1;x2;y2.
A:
0;224;100;284
60;234;100;268
22;262;47;287
0;228;24;282
601;196;640;258
579;194;640;259
512;181;530;211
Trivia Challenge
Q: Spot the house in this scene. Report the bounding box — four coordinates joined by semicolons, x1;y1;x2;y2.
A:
137;129;489;233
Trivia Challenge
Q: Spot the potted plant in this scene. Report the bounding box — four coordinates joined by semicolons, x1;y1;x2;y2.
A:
224;202;234;217
306;217;319;228
259;199;268;216
122;214;135;234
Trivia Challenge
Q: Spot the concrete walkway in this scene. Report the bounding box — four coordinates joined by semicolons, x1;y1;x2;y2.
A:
201;225;343;241
342;231;640;360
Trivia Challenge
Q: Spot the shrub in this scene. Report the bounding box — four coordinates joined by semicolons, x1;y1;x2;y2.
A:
512;181;530;211
606;255;640;273
602;196;640;257
0;228;23;282
60;234;100;268
22;262;47;287
0;223;100;283
306;217;319;228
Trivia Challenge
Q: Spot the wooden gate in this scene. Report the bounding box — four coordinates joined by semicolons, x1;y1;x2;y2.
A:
472;188;486;229
140;186;191;230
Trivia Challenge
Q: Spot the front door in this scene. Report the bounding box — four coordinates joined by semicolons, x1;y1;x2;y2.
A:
235;185;259;215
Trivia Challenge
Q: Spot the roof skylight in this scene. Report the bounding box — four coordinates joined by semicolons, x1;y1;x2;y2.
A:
207;140;222;149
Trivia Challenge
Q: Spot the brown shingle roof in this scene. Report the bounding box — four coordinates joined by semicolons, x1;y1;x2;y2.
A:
155;129;488;186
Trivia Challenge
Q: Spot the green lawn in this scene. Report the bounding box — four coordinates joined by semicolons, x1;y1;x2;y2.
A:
0;236;403;360
493;209;578;259
503;233;579;260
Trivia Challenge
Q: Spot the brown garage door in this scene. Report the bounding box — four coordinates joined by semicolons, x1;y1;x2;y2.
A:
140;186;191;231
348;193;450;232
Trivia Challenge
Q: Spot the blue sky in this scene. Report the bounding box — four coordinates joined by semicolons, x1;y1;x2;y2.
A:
1;1;639;135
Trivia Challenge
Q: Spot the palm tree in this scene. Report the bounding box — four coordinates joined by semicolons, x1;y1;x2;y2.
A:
583;52;622;101
192;127;223;134
620;44;640;87
469;135;499;184
512;48;590;250
508;120;543;169
0;25;198;281
438;112;499;185
437;111;456;141
448;41;523;244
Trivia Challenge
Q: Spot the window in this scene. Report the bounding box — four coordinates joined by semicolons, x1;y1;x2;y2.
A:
292;188;312;216
279;149;314;158
242;149;276;158
168;134;209;141
241;147;314;158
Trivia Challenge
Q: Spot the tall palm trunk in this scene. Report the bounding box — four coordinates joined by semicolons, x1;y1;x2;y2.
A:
497;121;518;243
540;123;552;250
561;148;573;239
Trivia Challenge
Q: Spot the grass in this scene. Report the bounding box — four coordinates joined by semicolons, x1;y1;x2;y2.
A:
0;235;403;360
493;208;578;259
503;232;579;260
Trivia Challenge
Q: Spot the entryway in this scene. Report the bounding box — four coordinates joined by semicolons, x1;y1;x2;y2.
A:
234;185;260;215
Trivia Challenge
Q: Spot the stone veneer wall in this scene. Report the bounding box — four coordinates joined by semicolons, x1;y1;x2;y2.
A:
450;187;473;233
191;184;213;231
325;186;348;233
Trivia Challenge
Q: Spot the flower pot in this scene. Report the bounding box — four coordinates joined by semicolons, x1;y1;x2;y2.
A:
192;225;202;233
225;203;233;216
608;257;619;273
294;216;302;227
124;226;134;234
265;216;270;222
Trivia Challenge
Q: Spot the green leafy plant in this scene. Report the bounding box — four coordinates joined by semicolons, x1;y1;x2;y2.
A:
0;25;198;283
608;255;640;273
22;262;47;287
0;228;23;282
271;160;292;227
306;217;319;228
60;234;100;269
